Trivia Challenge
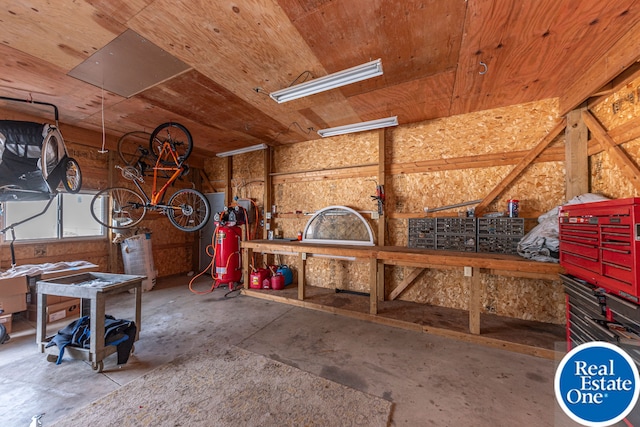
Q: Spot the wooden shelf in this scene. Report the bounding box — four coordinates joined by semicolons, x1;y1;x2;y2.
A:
240;240;564;358
242;284;563;360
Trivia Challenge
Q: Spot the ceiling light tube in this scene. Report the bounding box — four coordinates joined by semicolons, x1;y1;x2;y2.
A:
216;143;268;157
270;59;383;103
317;116;398;138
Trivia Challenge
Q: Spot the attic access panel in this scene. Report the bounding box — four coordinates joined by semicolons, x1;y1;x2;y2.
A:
68;29;191;98
302;206;375;246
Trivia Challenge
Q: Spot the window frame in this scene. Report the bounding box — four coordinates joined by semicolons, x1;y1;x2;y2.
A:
0;191;106;244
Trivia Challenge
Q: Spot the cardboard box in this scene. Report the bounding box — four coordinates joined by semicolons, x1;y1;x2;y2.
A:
27;298;81;324
0;313;12;334
0;276;28;297
0;293;27;315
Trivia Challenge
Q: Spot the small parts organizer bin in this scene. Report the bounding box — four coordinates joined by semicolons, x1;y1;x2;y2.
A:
408;217;524;254
559;197;640;304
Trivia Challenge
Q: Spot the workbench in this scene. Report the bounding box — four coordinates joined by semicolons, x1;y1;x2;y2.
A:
36;272;143;372
241;240;564;357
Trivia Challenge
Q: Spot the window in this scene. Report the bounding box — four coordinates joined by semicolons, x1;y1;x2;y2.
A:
302;205;375;246
1;193;104;241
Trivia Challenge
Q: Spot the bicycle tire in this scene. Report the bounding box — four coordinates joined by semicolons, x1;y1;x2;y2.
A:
167;188;210;232
40;127;64;180
62;157;82;193
117;131;153;171
149;122;193;166
90;187;147;230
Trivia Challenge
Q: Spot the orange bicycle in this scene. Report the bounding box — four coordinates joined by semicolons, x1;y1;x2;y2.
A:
90;122;210;232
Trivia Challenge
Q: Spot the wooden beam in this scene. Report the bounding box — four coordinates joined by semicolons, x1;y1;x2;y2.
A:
263;146;272;239
560;20;640;116
582;110;640;192
224;157;232;206
467;267;481;335
389;267;425;300
608;114;640;146
271;163;377;184
565;105;589;200
377;129;386;301
298;252;306;301
369;257;378;315
474;118;566;216
588;62;640;109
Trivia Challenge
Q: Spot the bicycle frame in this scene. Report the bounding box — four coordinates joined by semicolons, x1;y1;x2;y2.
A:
131;140;185;207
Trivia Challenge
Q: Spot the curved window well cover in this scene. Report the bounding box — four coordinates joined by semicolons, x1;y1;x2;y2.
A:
302;206;375;246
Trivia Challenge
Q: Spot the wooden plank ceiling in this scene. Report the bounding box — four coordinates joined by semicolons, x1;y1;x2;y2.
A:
0;0;639;159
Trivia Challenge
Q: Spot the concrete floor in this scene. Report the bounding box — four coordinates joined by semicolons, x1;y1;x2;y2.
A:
0;275;587;426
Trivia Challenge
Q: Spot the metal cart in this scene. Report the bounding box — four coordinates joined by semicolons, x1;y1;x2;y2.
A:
36;272;143;372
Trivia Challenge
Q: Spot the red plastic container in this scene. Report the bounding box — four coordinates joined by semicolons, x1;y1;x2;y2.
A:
250;268;269;289
270;273;285;290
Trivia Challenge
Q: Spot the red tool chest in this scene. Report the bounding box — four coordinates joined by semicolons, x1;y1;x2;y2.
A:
559;197;640;304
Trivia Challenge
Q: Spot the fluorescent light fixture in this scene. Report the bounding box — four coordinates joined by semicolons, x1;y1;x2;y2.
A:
317;116;398;137
216;143;268;157
269;59;383;103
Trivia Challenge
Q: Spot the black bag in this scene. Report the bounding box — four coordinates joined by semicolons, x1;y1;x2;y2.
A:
46;315;136;365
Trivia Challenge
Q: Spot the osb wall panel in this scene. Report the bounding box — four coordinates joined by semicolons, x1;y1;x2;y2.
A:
590;76;640;131
273;176;379;241
387;162;565;217
203;156;227;192
590;76;640;198
305;257;370;293
389;98;560;163
267;97;566;324
273;132;378;174
231;150;265;207
386;266;565;324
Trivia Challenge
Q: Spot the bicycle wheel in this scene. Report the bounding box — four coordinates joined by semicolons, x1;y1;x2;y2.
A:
149;122;193;166
90;187;147;229
167;188;210;232
40;127;64;180
117;131;153;173
62;157;82;193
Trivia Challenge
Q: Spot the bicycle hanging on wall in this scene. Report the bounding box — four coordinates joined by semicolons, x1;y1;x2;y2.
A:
90;122;210;232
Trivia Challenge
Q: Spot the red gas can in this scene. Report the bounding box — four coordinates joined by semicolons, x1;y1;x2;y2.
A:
250;268;269;289
270;273;285;290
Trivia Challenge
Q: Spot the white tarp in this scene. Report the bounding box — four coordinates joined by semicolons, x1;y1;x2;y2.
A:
517;193;610;263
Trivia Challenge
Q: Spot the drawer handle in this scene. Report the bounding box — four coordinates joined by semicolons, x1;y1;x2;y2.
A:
601;247;631;254
601;260;632;272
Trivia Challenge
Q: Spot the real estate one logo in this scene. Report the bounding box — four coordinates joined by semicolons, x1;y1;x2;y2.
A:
555;341;640;426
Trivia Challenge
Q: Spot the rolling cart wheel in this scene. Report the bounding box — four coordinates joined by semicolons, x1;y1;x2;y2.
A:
92;360;104;373
46;354;57;363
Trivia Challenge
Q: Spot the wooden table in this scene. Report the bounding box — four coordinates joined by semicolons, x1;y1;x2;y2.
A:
241;240;563;335
36;272;143;372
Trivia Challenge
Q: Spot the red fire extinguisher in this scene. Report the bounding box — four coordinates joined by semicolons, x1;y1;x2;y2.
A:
214;224;243;286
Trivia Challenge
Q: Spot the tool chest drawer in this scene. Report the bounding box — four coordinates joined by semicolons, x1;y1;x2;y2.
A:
559;198;640;303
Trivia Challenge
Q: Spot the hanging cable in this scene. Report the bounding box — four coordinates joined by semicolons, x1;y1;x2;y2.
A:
98;86;108;154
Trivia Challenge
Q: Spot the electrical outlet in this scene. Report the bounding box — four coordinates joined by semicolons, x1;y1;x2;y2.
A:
372;211;379;220
464;266;473;277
